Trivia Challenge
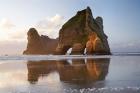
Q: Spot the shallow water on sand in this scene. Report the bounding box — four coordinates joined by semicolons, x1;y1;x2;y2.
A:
0;55;140;93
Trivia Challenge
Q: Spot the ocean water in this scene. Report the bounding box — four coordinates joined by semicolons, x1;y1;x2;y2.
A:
0;54;140;93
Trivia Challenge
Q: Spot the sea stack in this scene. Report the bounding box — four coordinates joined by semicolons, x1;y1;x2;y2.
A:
55;7;111;55
23;28;58;55
23;7;111;55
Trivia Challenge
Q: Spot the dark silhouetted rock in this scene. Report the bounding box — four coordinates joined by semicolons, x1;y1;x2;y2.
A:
55;7;111;55
23;28;58;55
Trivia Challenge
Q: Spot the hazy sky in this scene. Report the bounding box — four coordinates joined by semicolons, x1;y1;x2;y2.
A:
0;0;140;55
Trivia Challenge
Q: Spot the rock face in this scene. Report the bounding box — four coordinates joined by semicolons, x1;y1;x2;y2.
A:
23;28;58;55
23;7;110;55
55;7;111;55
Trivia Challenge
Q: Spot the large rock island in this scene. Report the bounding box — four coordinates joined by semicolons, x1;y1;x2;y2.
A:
23;7;111;55
55;7;110;55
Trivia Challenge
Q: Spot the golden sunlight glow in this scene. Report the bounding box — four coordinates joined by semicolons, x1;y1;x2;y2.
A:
0;28;9;41
0;18;15;41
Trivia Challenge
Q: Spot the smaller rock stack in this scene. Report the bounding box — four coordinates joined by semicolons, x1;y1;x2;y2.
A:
23;28;58;55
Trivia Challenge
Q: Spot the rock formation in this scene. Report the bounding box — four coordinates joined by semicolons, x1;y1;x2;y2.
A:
23;28;58;55
23;7;110;55
55;7;111;55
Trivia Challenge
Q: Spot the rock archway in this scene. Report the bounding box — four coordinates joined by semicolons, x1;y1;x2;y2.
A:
23;7;110;55
55;7;110;55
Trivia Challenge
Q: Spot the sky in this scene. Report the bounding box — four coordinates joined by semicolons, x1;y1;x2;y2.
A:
0;0;140;55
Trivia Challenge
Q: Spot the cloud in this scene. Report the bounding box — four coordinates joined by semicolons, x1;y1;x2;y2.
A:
0;18;15;29
9;28;28;41
35;14;65;38
0;25;27;42
0;14;64;41
0;14;65;54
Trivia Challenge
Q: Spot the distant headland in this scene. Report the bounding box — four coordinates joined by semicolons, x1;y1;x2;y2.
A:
23;7;111;55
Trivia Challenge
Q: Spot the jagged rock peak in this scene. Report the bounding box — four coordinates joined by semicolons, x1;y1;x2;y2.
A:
86;6;92;13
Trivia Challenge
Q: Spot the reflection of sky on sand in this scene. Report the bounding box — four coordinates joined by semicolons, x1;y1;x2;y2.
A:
38;71;60;84
0;62;28;88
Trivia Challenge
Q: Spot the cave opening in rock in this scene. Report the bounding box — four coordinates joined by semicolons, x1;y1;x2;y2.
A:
66;48;72;55
84;48;87;55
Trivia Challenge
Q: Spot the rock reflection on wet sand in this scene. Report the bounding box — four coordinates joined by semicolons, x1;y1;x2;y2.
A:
1;56;140;93
27;58;110;84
